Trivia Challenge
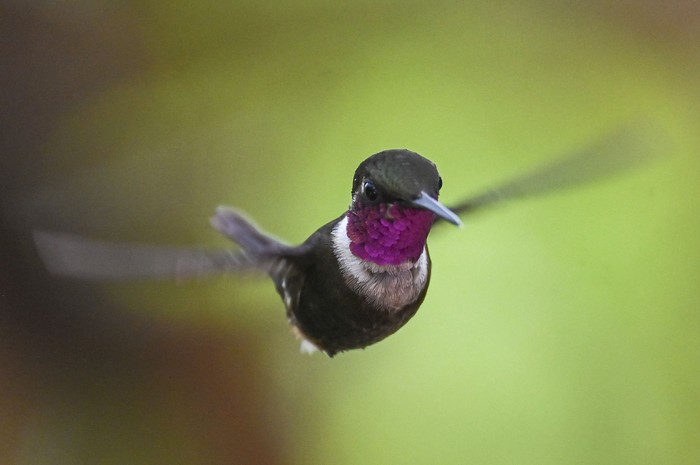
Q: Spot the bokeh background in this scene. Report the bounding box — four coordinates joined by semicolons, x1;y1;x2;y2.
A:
2;1;699;464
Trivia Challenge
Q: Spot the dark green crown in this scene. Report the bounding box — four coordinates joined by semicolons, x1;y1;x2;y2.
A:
352;149;442;201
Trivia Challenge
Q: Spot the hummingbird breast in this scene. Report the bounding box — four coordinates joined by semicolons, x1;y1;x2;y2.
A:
332;215;430;312
278;214;432;356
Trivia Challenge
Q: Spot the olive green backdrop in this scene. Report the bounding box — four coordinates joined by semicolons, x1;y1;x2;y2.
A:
2;1;698;465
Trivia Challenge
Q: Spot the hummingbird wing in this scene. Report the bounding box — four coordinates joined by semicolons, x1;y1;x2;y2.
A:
33;207;302;281
33;230;268;281
447;124;664;218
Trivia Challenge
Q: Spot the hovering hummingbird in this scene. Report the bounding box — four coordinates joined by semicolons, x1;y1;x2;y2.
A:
34;127;657;356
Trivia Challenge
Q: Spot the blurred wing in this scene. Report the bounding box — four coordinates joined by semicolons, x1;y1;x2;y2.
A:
448;124;664;217
33;230;268;281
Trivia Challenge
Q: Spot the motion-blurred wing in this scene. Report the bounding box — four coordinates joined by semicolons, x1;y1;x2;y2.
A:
448;124;663;217
33;230;266;281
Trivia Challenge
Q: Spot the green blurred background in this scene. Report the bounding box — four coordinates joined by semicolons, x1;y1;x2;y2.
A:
1;1;699;464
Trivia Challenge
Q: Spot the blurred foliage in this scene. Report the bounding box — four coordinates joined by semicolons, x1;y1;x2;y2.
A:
2;1;699;465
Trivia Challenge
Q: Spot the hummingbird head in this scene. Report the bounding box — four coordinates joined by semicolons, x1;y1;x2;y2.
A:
345;149;462;266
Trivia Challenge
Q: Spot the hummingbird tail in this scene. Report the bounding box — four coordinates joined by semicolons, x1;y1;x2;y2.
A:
210;206;292;257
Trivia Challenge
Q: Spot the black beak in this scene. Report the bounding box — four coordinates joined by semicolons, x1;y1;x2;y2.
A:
410;192;463;226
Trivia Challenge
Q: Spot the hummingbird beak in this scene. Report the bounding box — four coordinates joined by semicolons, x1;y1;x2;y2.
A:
410;192;463;227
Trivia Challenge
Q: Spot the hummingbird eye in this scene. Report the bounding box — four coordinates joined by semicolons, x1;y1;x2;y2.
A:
438;176;443;191
363;179;379;201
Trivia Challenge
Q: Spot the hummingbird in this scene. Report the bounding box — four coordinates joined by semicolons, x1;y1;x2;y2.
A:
33;127;657;356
